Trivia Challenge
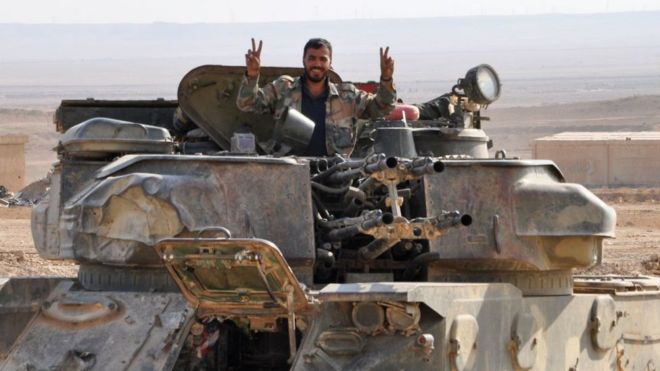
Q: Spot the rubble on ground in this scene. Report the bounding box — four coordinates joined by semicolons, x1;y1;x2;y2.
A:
0;178;49;207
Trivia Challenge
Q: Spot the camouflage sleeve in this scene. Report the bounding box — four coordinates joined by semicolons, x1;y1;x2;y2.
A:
414;94;451;120
236;74;293;115
354;80;397;120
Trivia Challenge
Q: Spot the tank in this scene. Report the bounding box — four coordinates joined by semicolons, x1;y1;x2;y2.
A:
1;64;658;370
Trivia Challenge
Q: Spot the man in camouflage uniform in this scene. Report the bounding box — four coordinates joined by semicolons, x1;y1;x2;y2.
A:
415;94;461;124
236;38;396;156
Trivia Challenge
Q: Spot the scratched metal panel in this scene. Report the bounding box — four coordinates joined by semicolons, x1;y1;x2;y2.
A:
422;160;613;272
1;282;194;371
62;155;315;284
295;281;660;370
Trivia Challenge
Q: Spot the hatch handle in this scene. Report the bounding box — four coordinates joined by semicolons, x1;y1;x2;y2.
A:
195;227;232;239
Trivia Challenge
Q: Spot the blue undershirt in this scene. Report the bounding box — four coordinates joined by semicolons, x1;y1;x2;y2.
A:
301;77;329;156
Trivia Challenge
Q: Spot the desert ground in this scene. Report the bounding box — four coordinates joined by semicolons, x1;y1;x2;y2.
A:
0;95;659;278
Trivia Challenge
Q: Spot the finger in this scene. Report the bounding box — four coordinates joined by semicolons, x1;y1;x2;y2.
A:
257;40;263;56
380;47;383;59
251;38;256;52
384;46;390;59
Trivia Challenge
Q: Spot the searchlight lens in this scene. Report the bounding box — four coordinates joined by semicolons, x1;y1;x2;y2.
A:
461;64;501;104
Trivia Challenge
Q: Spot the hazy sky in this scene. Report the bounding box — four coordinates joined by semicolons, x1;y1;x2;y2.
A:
3;0;660;23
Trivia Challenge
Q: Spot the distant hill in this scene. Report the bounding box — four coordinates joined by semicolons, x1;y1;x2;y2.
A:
1;12;660;106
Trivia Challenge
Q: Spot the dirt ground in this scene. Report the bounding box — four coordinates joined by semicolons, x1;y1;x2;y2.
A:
0;188;658;278
0;207;78;277
578;188;660;276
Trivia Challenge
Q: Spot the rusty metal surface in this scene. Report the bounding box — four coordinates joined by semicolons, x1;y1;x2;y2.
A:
58;155;316;283
155;237;311;317
1;282;194;371
0;277;68;359
423;160;615;272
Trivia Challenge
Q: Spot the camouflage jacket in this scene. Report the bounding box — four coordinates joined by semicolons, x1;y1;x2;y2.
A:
236;74;396;156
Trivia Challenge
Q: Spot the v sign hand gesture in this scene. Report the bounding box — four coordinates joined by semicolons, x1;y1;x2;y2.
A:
380;46;394;81
245;38;263;78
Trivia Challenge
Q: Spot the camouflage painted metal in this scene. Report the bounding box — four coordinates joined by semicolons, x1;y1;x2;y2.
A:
177;66;342;152
423;159;615;295
33;154;316;285
299;279;660;370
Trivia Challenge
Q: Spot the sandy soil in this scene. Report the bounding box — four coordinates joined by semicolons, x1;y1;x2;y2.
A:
579;188;660;276
0;207;78;277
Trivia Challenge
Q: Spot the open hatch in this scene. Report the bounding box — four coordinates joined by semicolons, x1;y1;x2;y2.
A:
154;237;311;318
177;65;342;151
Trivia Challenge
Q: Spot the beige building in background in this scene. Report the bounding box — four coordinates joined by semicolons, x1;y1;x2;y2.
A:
532;132;660;187
0;135;28;192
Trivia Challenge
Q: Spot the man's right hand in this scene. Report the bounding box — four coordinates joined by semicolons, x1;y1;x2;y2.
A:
245;38;263;78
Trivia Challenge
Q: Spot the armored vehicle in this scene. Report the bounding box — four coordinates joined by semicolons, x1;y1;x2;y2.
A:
1;64;658;370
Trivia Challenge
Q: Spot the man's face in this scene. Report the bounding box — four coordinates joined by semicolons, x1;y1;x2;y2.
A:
303;46;332;83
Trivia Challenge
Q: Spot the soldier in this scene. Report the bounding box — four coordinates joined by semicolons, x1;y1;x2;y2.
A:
414;94;464;126
236;38;396;156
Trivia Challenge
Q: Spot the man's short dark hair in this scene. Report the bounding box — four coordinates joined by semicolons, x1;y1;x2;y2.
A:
304;38;332;58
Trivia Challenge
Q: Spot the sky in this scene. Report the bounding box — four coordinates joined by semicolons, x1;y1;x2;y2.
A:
3;0;660;23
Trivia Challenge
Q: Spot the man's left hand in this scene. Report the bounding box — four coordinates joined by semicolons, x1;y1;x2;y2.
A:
380;46;394;81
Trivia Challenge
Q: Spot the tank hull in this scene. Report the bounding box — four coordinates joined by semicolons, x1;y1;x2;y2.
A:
2;276;658;370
